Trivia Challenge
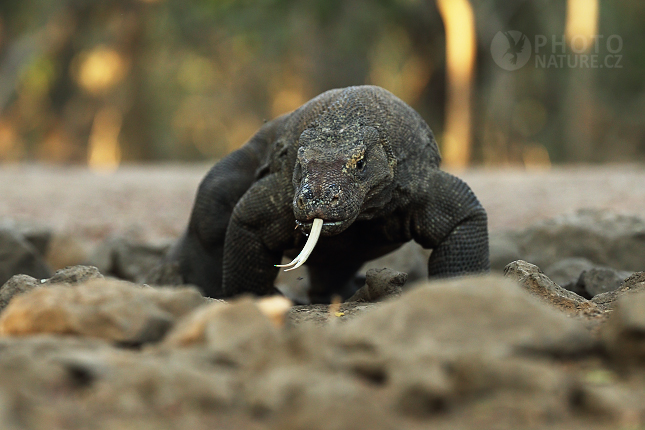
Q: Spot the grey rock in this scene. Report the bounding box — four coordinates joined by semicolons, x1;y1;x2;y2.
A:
592;272;645;311
515;209;645;271
45;265;104;285
18;226;52;257
144;260;184;286
0;274;40;312
346;268;407;303
361;241;428;283
0;227;51;286
0;219;52;257
87;236;171;284
576;267;633;298
504;260;600;317
0;266;105;314
544;257;595;294
489;231;523;271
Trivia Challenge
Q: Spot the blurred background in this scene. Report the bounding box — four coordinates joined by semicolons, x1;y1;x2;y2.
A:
0;0;643;170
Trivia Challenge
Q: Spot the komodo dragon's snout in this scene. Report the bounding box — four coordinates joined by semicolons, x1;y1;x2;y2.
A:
278;124;395;271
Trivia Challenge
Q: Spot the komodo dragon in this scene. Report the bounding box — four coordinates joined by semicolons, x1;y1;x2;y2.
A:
168;85;489;303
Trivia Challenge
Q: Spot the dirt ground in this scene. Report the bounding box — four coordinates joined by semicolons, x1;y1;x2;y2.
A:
2;163;645;244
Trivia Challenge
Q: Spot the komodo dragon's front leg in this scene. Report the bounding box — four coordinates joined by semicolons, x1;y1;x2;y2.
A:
411;170;490;277
221;174;296;296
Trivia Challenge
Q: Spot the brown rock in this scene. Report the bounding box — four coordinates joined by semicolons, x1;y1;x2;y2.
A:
265;369;396;430
341;275;595;357
0;266;106;314
163;301;229;347
601;289;645;365
331;275;592;423
256;295;293;327
0;279;205;344
504;260;600;317
0;335;237;428
45;234;89;271
164;297;281;368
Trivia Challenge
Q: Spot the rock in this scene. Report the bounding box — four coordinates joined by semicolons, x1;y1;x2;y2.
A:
87;236;171;284
346;268;407;303
286;302;377;326
489;231;523;271
44;233;89;271
45;265;103;285
0;279;205;344
1;266;104;314
0;274;40;312
0;219;52;257
571;384;640;421
544;257;595;293
256;296;294;327
340;274;596;360
164;297;280;367
265;369;396;430
601;288;645;365
163;301;229;347
504;260;601;317
514;209;645;271
576;267;633;298
592;272;645;311
0;228;51;286
0;335;237;428
16;225;51;257
361;241;428;283
144;259;184;286
330;275;593;423
276;241;428;304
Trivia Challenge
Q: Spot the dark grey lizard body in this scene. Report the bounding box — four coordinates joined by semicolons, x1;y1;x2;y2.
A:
169;86;489;303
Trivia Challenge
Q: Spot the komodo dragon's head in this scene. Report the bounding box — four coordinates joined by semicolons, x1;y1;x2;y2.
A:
278;118;396;272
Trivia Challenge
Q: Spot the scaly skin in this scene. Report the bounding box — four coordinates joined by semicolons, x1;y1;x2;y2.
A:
168;86;489;303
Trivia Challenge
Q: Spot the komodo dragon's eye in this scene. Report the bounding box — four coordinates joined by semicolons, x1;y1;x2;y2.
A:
355;158;365;170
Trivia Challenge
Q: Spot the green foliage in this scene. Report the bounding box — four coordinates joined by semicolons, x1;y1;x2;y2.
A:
0;0;643;164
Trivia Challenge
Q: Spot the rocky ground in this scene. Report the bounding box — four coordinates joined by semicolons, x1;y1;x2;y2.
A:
1;163;645;429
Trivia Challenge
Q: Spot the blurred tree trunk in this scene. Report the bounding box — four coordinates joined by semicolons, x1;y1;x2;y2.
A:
564;68;595;161
118;5;155;161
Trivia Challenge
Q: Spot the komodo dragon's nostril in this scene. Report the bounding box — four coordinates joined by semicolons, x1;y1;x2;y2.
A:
297;196;306;209
330;195;340;206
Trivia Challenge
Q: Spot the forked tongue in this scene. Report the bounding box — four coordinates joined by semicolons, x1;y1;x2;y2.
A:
275;218;323;272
